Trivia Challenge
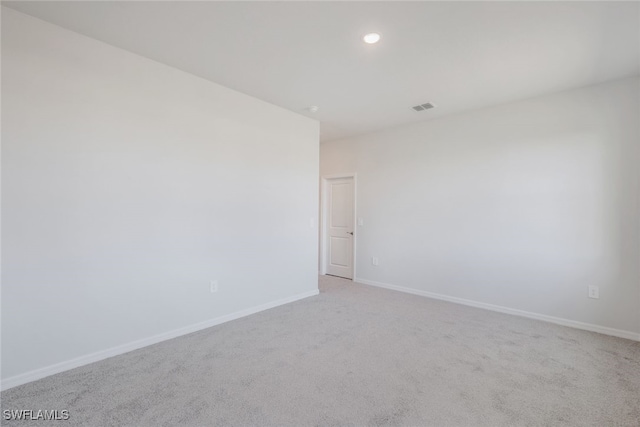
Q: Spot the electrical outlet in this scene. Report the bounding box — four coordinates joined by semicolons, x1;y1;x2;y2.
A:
588;285;599;299
210;280;218;293
372;257;379;266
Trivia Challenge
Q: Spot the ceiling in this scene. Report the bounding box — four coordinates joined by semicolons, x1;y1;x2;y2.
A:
4;1;640;142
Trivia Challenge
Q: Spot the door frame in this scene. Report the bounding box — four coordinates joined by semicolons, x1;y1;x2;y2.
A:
320;173;357;279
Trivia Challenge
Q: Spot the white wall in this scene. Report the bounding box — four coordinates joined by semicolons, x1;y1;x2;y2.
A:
321;77;640;337
1;8;319;385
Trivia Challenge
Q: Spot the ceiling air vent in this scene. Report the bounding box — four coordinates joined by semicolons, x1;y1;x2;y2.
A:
411;102;435;112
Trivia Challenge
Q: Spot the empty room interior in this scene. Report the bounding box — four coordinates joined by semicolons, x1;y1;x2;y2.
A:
1;1;639;426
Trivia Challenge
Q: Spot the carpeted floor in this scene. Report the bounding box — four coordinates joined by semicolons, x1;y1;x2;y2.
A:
2;275;639;426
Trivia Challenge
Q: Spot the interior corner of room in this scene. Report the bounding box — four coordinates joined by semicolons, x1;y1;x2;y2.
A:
1;1;639;425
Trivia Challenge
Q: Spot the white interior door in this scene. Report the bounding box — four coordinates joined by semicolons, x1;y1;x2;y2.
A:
325;177;354;279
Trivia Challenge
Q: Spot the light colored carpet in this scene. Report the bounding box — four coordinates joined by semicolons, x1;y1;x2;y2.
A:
2;275;639;426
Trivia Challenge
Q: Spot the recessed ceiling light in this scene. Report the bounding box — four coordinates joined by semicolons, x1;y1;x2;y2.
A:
307;106;319;113
363;33;381;44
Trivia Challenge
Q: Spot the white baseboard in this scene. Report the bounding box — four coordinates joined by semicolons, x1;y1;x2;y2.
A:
355;277;640;342
1;289;319;391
